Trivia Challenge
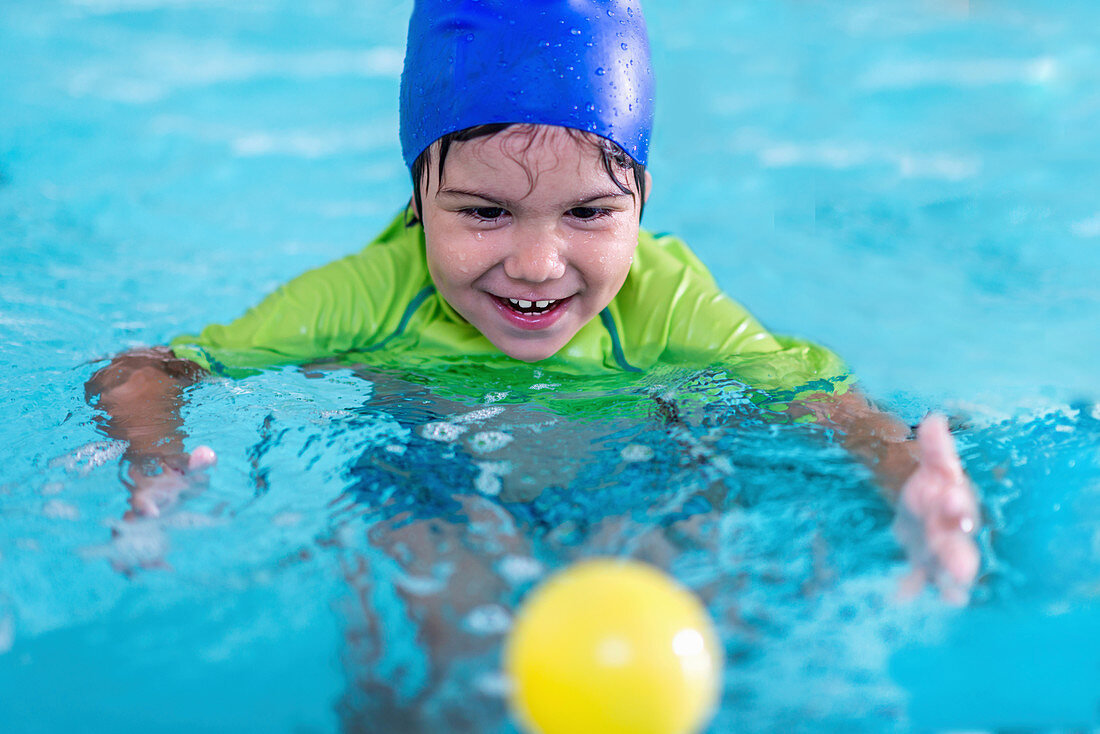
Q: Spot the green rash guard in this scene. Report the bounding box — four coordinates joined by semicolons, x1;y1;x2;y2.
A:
170;211;851;398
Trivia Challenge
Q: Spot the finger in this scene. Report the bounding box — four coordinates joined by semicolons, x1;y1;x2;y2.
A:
941;483;979;533
131;492;161;518
917;415;963;479
900;476;921;516
932;539;975;607
900;469;941;518
937;581;970;607
897;566;928;601
188;445;217;471
938;533;980;587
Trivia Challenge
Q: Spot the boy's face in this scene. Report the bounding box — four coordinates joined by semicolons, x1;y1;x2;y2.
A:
418;125;649;363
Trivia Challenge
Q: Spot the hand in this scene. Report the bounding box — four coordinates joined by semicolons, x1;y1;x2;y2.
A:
124;445;217;519
894;415;980;604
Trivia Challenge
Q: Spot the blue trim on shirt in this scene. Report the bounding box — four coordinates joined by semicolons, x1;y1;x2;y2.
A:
199;347;230;377
600;308;641;372
366;285;437;352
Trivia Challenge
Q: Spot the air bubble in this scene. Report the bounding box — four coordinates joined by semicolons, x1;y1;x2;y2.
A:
421;421;467;442
43;500;79;520
475;672;511;696
0;601;12;655
50;440;125;476
455;406;506;423
621;444;654;462
463;604;511;635
500;555;543;584
272;512;303;527
595;67;606;76
474;461;510;496
468;431;514;454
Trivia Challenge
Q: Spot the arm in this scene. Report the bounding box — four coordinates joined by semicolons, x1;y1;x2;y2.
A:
82;213;420;520
799;390;980;604
622;235;979;599
86;346;216;518
85;217;416;515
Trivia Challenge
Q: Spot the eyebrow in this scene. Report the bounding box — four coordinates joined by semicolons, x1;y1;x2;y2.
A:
436;188;631;208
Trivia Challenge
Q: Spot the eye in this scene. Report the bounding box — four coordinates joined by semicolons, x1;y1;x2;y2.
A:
568;207;610;221
462;207;507;221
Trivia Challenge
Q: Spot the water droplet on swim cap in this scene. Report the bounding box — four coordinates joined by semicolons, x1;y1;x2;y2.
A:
399;0;654;167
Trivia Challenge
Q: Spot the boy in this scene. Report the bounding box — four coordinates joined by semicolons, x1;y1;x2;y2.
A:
87;0;978;601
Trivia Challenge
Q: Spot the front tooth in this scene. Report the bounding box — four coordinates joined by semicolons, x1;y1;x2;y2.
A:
535;300;550;308
518;300;532;308
509;298;521;305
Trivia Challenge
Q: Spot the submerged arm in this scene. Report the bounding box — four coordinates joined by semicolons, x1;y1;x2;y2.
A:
85;346;216;518
798;389;980;603
798;390;917;493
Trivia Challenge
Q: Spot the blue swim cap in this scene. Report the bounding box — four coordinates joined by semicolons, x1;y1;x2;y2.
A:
400;0;654;168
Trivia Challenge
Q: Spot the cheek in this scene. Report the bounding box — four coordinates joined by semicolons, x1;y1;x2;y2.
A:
577;228;638;285
426;230;495;283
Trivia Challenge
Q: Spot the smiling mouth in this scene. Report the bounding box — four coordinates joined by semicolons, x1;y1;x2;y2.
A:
490;294;573;331
499;297;564;315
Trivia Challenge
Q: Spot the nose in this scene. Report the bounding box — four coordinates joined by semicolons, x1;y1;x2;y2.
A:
503;228;566;283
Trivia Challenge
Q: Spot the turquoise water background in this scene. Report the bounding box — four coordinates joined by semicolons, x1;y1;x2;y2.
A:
2;0;1099;731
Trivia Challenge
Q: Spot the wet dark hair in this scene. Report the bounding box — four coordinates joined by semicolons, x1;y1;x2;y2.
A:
407;123;647;226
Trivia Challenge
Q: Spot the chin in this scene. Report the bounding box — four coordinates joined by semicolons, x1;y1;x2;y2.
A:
505;347;559;364
496;339;564;364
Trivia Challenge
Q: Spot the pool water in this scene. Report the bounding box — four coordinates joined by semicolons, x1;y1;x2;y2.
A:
2;0;1099;731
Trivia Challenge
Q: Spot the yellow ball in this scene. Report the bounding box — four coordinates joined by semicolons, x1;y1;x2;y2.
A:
505;559;723;734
